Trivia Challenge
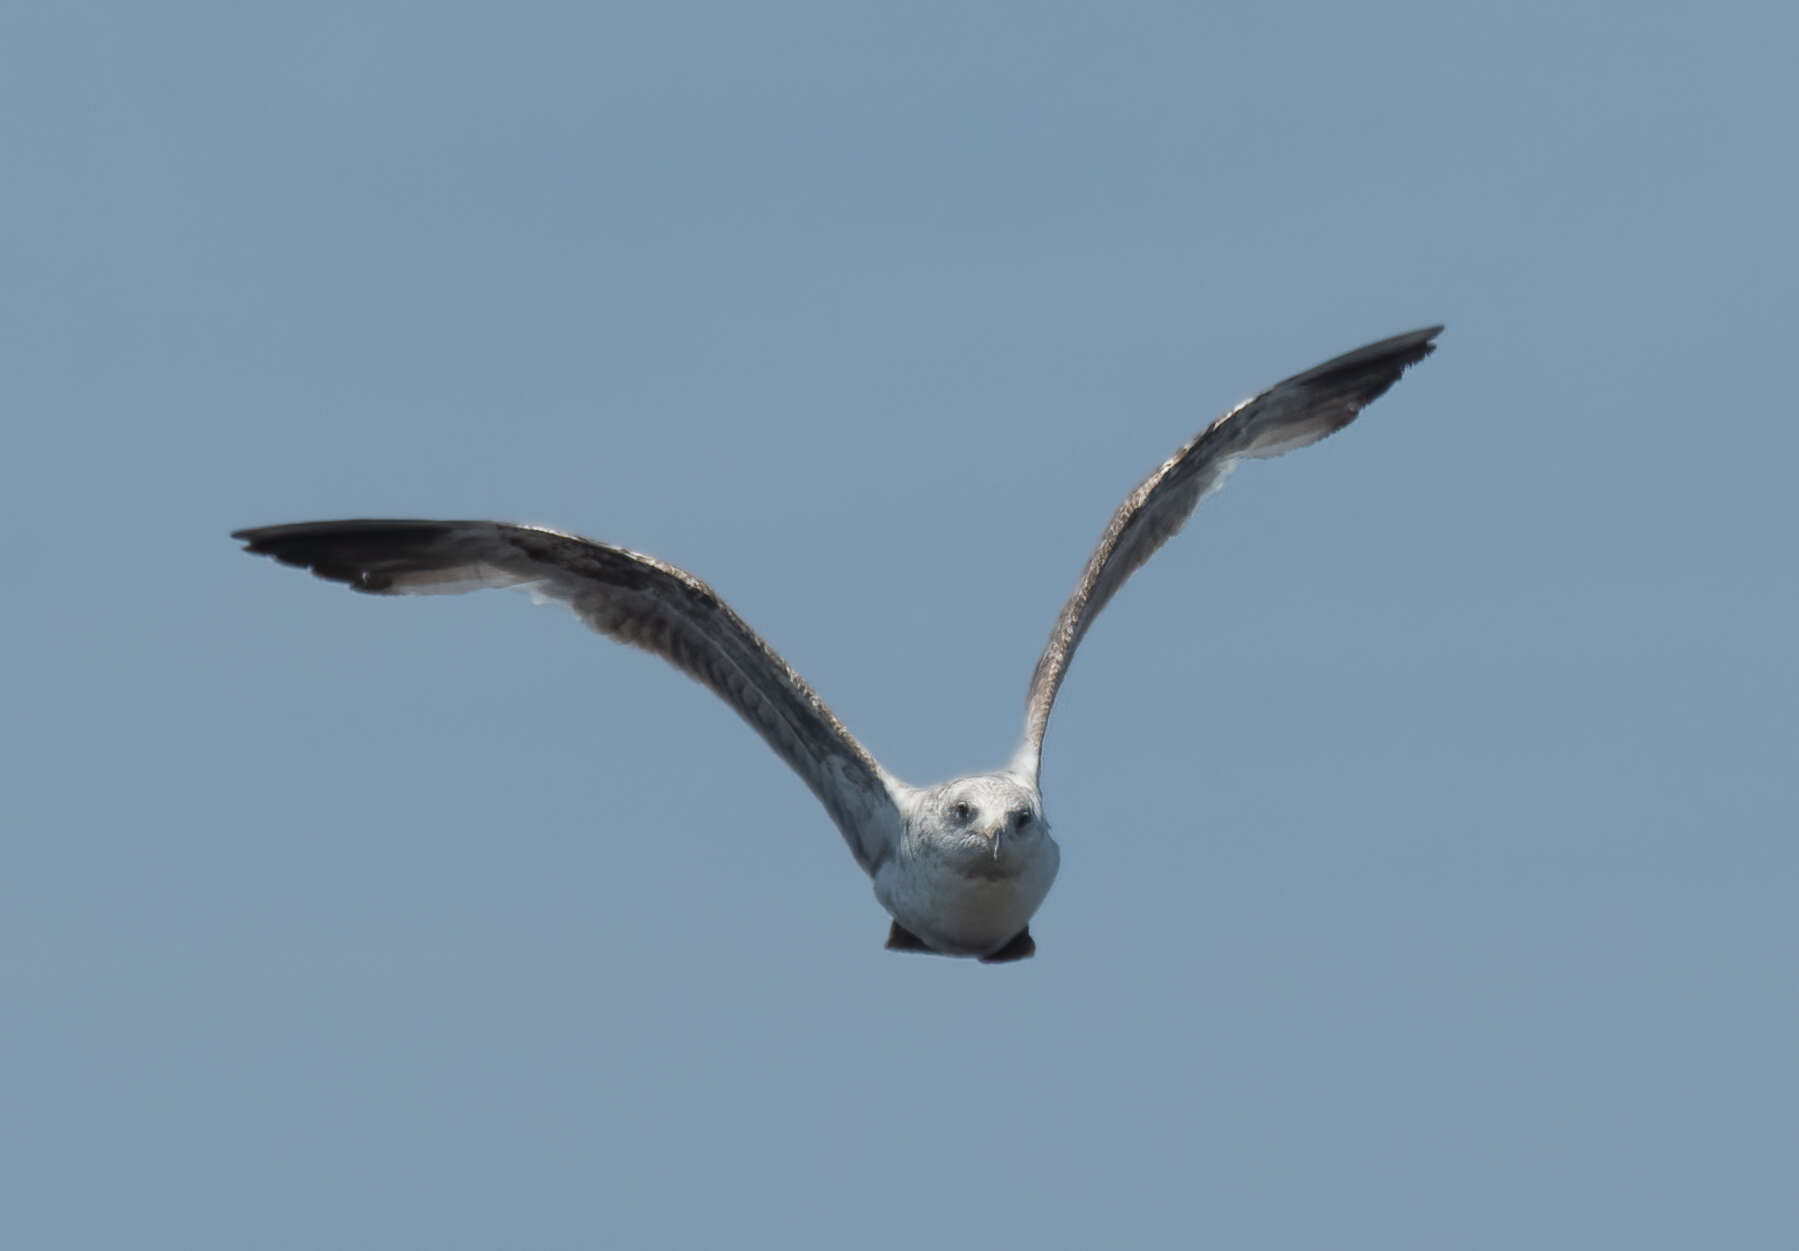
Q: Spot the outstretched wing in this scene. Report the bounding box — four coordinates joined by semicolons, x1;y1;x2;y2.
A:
1012;326;1443;783
234;520;906;874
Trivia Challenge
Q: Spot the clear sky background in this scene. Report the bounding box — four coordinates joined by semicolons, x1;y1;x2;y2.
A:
6;2;1796;1247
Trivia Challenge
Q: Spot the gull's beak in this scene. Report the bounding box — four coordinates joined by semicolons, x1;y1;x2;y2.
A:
987;827;1004;860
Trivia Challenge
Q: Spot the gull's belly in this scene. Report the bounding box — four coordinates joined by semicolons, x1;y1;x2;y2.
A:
874;842;1060;958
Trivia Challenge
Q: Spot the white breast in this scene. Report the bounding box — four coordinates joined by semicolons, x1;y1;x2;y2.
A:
873;840;1060;957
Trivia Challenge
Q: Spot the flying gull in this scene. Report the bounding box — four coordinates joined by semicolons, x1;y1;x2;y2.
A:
234;326;1442;963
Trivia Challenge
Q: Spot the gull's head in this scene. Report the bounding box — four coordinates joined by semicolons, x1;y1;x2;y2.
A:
914;773;1048;873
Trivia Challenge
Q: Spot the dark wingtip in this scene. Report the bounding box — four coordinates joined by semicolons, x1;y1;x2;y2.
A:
1360;324;1443;357
1410;324;1446;357
1285;324;1445;397
1371;323;1445;362
1401;324;1445;359
232;523;324;571
232;525;309;567
230;520;449;591
231;525;279;552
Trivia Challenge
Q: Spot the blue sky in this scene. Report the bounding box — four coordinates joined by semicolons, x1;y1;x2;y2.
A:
5;2;1796;1246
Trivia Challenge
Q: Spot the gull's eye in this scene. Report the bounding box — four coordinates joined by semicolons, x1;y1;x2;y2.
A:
952;800;974;824
1012;810;1034;831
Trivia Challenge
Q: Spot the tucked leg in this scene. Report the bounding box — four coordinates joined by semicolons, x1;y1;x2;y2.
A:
979;927;1036;964
884;921;936;954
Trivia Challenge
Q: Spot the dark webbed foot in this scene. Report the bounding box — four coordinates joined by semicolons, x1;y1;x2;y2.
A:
979;927;1036;964
884;921;1036;963
884;921;935;954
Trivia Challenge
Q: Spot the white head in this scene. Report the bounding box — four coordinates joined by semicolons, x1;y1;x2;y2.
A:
909;772;1049;876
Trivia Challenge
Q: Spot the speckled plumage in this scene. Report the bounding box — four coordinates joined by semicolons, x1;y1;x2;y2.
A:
234;326;1441;962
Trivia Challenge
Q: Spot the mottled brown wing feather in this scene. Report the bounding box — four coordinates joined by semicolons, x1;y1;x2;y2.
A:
1013;327;1443;782
233;520;903;873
